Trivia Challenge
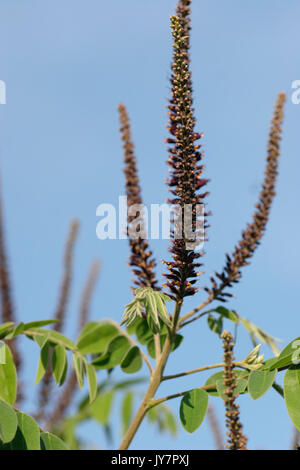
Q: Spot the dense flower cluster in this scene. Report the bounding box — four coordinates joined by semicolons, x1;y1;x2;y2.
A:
163;4;209;301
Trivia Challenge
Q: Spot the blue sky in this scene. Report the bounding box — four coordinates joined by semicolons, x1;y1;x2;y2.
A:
0;0;300;450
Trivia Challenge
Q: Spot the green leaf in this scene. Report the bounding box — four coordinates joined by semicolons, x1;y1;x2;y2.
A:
248;369;277;400
158;292;171;303
77;321;98;340
0;341;6;365
46;330;77;351
121;346;143;374
216;378;248;400
214;306;239;322
35;343;50;385
146;315;160;336
0;322;14;339
266;337;300;370
90;391;114;425
92;335;131;369
73;353;84;389
164;407;177;436
207;315;223;335
136;319;153;345
113;377;146;390
23;320;57;329
262;357;281;371
0;344;17;405
27;328;77;351
145;296;160;333
214;307;281;356
60;360;68;386
126;317;144;336
121;297;145;327
0;322;14;334
40;432;69;450
77;322;119;355
204;371;224;396
147;404;177;436
179;389;208;433
147;405;158;423
134;287;148;299
123;288;172;333
8;412;41;450
153;292;172;328
85;363;97;403
34;332;50;349
0;399;18;443
121;392;133;436
284;365;300;431
280;337;300;358
5;322;25;340
239;317;281;357
58;416;80;450
52;344;67;385
266;353;294;371
76;377;146;417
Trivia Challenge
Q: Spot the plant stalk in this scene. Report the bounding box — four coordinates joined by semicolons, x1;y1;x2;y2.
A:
119;302;182;449
179;295;213;326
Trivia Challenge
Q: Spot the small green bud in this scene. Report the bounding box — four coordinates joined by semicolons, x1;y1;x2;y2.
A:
243;344;261;364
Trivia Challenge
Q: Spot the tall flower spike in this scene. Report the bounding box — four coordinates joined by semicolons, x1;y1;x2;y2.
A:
163;8;209;301
221;330;248;450
118;104;158;291
206;93;286;301
37;220;79;418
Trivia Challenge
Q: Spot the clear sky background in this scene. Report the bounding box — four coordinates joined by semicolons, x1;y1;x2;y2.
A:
0;0;300;450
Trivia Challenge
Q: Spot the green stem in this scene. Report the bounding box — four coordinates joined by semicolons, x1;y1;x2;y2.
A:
154;333;161;364
178;308;215;329
149;383;217;408
272;382;284;398
162;363;226;381
178;295;213;326
162;361;251;381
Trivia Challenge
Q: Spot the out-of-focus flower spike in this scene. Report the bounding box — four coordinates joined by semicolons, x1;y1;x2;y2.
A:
53;219;79;332
206;93;286;301
46;260;100;429
0;173;22;401
37;219;79;419
118;104;159;291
